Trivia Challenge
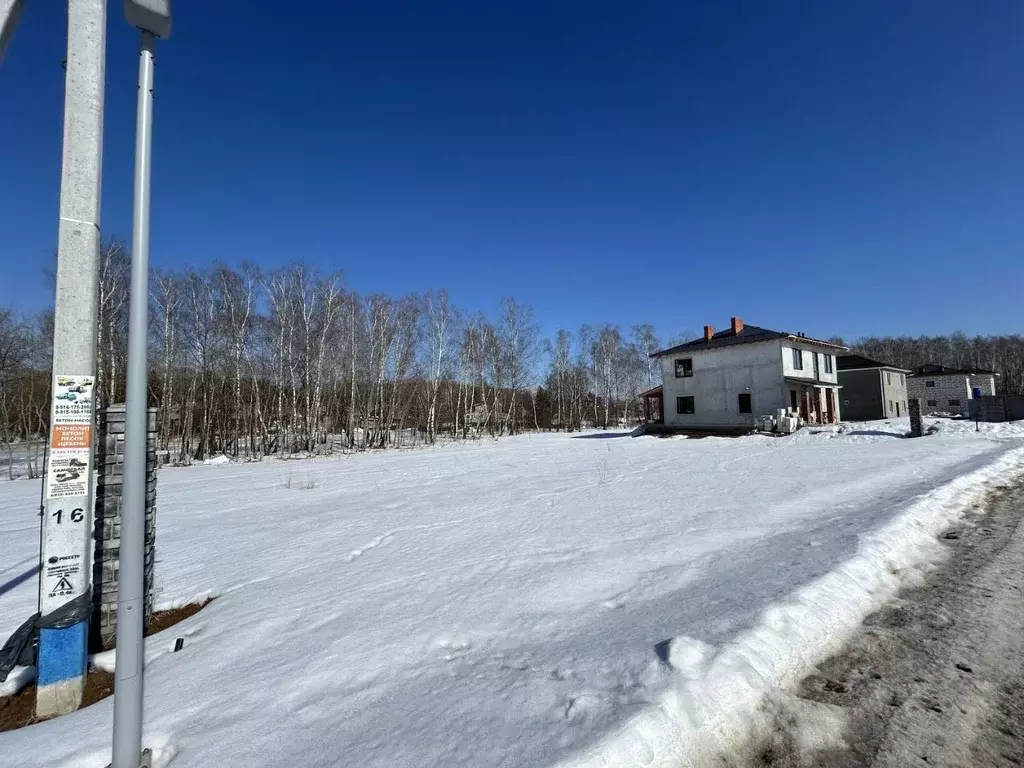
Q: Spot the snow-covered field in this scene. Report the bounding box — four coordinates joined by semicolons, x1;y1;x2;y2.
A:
2;419;1024;768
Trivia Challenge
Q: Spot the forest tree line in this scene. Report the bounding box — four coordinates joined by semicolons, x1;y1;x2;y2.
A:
845;334;1024;396
2;241;1022;465
1;243;664;463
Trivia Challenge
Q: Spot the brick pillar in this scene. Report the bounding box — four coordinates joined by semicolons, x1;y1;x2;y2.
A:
92;405;159;651
909;398;923;438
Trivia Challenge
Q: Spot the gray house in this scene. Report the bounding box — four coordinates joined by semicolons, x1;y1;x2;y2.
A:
836;355;910;421
907;364;998;417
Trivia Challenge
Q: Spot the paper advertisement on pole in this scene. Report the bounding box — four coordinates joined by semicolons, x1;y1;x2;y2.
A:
40;374;95;611
45;380;95;500
46;446;91;499
52;374;95;424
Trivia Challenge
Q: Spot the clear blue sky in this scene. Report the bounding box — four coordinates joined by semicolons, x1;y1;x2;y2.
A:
1;1;1021;342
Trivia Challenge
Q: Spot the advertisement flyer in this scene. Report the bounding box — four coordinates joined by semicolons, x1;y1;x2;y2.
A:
40;373;95;611
52;374;95;424
44;376;95;501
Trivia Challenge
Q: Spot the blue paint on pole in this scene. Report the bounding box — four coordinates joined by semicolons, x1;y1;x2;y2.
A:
37;623;88;687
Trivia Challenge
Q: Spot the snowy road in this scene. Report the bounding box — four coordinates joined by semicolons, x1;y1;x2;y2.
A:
761;477;1024;768
2;421;1023;767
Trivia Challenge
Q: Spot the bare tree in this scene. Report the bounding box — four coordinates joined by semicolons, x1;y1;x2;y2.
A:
497;298;538;435
546;329;572;430
96;240;130;406
631;324;661;390
423;289;457;442
151;270;183;451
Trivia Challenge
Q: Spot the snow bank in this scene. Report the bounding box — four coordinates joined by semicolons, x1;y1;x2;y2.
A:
929;418;1024;439
556;446;1024;768
789;417;1024;443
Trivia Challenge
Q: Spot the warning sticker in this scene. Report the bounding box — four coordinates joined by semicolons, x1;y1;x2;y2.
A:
50;576;75;597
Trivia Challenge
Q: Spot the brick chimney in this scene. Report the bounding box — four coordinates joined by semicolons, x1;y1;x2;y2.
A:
704;325;715;341
731;316;744;334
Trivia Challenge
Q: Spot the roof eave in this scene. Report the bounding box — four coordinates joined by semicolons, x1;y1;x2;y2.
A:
909;370;998;377
784;335;849;352
839;365;911;373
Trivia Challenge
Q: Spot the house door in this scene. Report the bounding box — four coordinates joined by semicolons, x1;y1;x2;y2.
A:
896;401;901;417
825;388;837;424
800;390;811;421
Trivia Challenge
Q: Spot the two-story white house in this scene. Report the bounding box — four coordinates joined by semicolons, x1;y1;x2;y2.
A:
649;317;848;432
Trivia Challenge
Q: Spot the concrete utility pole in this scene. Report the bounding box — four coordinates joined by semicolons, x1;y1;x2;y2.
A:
112;3;170;766
35;0;107;719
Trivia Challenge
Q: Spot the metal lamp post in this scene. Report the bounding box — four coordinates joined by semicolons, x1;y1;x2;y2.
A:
112;2;170;767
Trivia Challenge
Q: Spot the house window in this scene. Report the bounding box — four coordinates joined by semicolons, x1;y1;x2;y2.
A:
738;393;752;414
790;390;798;411
948;399;961;407
792;348;803;370
824;355;833;374
676;396;695;415
885;372;890;385
925;380;935;388
927;399;938;407
889;400;894;413
674;358;693;378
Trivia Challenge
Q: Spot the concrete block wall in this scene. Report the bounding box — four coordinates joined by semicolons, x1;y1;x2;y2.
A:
661;339;789;429
92;405;158;651
907;375;970;416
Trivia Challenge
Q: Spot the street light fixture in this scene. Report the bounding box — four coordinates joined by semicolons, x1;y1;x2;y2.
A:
124;0;171;39
112;3;171;767
0;0;26;63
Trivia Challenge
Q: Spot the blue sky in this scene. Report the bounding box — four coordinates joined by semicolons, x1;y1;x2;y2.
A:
1;1;1021;343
